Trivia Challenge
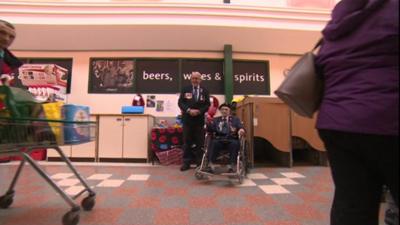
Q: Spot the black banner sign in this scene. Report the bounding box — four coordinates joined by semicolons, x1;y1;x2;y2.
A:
88;58;135;94
86;58;270;95
233;60;270;95
136;59;180;94
9;58;73;102
181;59;224;94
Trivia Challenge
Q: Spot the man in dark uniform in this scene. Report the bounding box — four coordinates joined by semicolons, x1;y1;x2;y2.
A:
207;103;245;173
178;71;210;171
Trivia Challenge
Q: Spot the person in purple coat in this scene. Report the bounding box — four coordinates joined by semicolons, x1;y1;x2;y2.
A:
315;0;398;225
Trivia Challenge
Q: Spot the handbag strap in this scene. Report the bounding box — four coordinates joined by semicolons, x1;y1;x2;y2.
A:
312;38;323;51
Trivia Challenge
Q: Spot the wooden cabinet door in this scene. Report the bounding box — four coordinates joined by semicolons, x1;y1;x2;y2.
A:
290;112;324;151
254;100;291;152
98;116;123;158
122;116;148;159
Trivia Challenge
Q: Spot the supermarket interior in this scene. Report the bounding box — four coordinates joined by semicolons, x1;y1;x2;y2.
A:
0;0;398;225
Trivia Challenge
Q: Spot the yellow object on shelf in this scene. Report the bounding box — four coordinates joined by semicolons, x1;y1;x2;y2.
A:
42;102;64;144
232;96;245;103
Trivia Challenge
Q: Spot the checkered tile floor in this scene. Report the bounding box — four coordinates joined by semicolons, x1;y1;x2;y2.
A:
0;162;388;225
52;173;151;195
51;171;306;196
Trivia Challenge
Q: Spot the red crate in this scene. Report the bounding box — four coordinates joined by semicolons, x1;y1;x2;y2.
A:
151;127;183;152
155;148;183;166
11;148;47;161
0;157;11;162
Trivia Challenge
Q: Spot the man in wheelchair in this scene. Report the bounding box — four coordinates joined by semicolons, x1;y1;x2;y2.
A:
207;103;245;173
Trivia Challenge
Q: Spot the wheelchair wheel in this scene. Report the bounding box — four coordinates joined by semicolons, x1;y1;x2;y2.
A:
199;153;209;170
242;138;250;174
238;174;244;184
198;133;212;170
195;171;205;180
237;159;246;184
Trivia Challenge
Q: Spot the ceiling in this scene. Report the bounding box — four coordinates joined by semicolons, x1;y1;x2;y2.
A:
3;2;330;54
12;24;321;54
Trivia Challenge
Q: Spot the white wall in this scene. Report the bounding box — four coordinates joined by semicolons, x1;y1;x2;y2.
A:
14;50;299;117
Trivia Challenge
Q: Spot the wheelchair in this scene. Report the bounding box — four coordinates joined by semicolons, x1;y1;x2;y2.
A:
194;132;248;184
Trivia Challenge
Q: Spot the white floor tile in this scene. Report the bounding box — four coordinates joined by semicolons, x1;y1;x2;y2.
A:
235;179;257;187
259;185;290;194
281;172;305;179
87;174;112;180
51;173;74;179
64;186;85;196
271;178;299;185
57;179;80;187
127;174;150;181
97;179;125;187
247;173;269;180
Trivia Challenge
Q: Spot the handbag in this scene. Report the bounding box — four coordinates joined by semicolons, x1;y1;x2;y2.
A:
274;39;323;118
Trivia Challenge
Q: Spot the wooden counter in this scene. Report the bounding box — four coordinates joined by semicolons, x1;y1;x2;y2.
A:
237;97;326;167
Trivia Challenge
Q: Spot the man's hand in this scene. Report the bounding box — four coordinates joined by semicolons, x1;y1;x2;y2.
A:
193;109;200;116
238;129;245;137
189;109;201;117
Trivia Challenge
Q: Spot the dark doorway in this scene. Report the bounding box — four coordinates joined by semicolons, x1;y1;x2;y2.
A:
253;136;291;167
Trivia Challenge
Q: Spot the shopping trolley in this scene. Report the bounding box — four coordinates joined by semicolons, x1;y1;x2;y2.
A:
0;86;97;225
0;117;97;225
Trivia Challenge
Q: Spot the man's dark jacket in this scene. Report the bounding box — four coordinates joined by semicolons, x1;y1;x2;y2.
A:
178;85;210;126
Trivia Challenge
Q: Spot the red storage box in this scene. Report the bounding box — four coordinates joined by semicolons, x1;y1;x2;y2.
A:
155;148;183;166
151;127;183;152
0;157;11;163
11;148;47;161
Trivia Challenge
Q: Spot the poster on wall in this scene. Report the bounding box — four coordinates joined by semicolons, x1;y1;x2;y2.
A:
233;60;270;95
135;59;180;94
15;58;73;102
156;100;164;112
181;59;224;94
88;58;135;93
146;95;156;108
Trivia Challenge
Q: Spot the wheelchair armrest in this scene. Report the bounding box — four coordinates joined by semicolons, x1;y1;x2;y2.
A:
205;131;216;137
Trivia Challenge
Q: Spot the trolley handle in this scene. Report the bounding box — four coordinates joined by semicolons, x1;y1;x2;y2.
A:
0;116;96;125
